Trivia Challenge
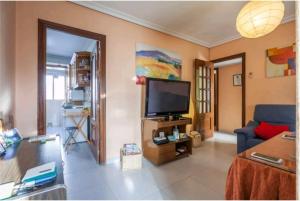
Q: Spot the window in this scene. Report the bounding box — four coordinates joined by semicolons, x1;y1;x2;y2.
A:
196;65;211;113
46;74;65;100
54;75;65;99
46;75;53;100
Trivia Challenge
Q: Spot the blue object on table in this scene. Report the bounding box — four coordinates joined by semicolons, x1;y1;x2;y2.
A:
3;128;22;146
167;135;176;142
235;104;296;153
22;162;57;185
62;102;73;109
0;143;5;156
34;175;57;186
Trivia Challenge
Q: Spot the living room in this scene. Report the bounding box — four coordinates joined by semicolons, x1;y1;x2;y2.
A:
0;1;297;200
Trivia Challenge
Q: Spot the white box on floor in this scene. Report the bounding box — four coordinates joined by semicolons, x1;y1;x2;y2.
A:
120;144;142;170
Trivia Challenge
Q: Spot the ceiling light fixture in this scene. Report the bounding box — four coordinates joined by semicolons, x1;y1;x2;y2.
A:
236;1;285;38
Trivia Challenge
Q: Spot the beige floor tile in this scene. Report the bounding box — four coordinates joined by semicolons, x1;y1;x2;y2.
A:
61;131;236;200
161;176;224;200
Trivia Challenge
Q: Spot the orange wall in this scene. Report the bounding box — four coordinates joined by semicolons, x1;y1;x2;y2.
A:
218;64;242;133
13;1;296;160
14;2;209;160
0;2;15;128
210;21;296;122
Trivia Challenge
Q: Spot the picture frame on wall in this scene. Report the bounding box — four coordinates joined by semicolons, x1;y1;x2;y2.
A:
233;74;242;86
266;44;296;78
135;43;182;85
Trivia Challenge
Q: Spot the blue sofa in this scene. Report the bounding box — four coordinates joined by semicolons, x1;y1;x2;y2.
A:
235;104;296;153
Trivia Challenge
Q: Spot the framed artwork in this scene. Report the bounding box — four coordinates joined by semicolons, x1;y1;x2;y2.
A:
233;74;242;86
135;43;182;84
266;44;296;78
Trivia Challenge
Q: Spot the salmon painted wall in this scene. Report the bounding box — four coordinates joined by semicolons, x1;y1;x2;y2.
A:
15;2;209;160
0;2;15;129
218;64;242;133
210;21;296;122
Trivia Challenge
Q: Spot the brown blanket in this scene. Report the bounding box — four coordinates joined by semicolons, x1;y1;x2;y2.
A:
225;156;296;200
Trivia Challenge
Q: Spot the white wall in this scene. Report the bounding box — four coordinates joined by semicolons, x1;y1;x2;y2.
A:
46;100;64;127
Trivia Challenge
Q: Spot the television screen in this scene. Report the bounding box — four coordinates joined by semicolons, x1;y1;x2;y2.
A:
145;78;191;117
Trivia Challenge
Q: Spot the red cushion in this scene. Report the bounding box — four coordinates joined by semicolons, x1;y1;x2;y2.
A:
255;121;289;140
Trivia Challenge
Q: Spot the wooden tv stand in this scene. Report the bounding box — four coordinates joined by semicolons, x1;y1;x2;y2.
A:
142;118;192;165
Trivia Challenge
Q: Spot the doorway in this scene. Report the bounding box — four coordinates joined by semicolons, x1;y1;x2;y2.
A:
38;19;106;163
212;53;246;134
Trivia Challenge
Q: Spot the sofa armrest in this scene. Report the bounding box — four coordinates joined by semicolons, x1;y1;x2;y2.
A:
234;121;258;138
234;126;256;139
235;121;258;153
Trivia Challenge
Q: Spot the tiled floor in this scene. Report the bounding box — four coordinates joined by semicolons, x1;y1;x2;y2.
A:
59;131;237;200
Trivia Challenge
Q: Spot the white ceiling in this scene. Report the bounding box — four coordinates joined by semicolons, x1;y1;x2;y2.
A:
75;1;295;48
46;28;96;58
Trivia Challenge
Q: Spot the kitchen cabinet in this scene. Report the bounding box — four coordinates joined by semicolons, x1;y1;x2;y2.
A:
69;51;91;89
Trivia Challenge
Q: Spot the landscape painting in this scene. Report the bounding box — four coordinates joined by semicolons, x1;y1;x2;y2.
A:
266;44;296;78
136;43;182;84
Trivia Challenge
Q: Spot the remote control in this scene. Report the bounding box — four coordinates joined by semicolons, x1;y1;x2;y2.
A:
251;152;283;164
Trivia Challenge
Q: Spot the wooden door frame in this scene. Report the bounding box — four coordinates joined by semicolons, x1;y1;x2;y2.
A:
211;52;246;128
213;68;219;131
37;19;106;163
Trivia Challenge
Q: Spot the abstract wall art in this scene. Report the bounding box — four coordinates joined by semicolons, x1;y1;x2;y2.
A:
266;44;296;78
135;43;182;84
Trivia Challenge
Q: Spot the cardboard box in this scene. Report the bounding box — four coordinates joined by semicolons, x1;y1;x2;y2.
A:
191;135;202;147
188;131;203;148
120;144;142;170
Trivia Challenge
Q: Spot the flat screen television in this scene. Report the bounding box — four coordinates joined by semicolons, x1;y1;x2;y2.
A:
145;78;191;117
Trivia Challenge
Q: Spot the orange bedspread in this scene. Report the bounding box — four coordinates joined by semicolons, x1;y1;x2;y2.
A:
225;156;296;200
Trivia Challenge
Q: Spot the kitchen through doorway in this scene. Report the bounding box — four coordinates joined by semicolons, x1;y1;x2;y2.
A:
46;28;95;149
38;20;106;163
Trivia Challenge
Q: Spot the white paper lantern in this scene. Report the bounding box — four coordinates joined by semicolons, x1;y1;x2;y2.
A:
236;1;285;38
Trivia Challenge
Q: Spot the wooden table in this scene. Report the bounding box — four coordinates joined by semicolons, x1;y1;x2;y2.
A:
225;132;296;200
0;136;66;199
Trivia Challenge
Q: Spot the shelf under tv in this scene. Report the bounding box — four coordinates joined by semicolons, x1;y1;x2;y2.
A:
142;118;192;165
